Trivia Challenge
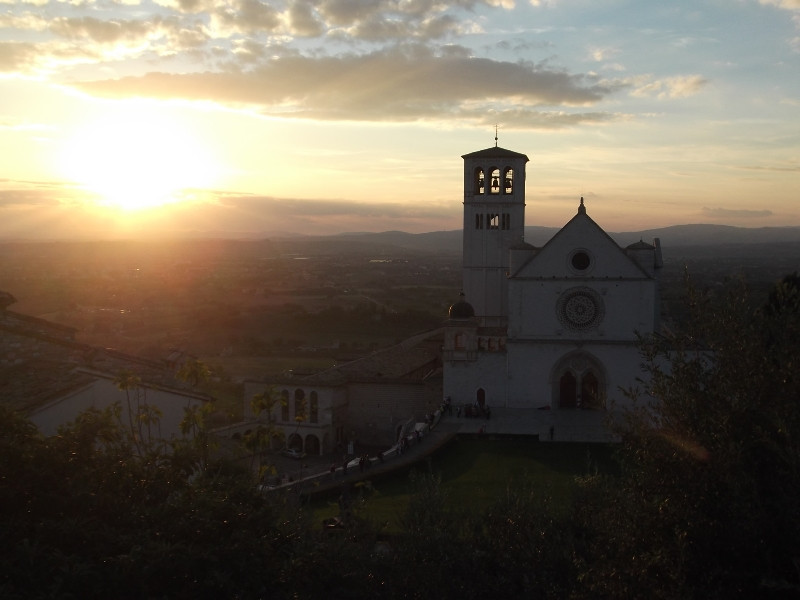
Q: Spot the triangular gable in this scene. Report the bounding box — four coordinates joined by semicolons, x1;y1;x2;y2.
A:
512;203;651;279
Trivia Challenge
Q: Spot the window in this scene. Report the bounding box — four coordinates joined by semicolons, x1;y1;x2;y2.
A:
310;391;318;423
557;287;604;330
281;389;289;421
503;168;513;194
474;168;485;194
454;333;465;349
294;388;305;422
571;251;591;270
569;249;594;273
502;213;510;230
488;213;499;229
489;168;501;194
475;213;484;229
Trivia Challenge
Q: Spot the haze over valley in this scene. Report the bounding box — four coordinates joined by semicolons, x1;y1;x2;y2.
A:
2;223;797;384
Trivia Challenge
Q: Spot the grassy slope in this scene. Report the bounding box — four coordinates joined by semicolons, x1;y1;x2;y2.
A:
311;438;617;532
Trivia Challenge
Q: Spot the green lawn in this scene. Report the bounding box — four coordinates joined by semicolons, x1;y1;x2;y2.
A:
310;438;617;532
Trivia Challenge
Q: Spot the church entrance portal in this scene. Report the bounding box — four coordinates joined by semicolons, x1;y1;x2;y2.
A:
554;353;606;410
559;372;577;408
581;372;601;409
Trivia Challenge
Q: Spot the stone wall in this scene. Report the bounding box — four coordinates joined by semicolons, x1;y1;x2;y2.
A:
347;381;441;446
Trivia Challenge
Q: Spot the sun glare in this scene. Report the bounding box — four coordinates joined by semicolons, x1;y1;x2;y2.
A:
61;104;221;211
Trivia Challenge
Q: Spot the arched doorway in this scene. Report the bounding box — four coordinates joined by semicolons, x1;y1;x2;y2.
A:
287;433;302;451
476;388;486;409
552;352;606;410
559;372;577;408
581;371;602;409
305;434;320;456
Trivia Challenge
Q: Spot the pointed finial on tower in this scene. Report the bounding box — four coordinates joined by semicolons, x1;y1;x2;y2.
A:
494;124;498;147
578;196;586;214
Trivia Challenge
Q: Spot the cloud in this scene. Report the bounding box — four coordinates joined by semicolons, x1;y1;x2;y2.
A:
151;0;503;42
71;44;624;126
759;0;800;10
287;0;325;37
0;184;71;207
195;193;460;235
740;163;800;173
316;0;496;29
0;183;461;238
701;207;773;219
48;16;155;44
0;12;211;75
589;46;620;62
0;1;518;79
630;74;708;99
209;0;282;37
0;42;41;73
214;194;455;220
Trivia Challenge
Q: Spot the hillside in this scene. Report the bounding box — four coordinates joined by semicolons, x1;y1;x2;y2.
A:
273;224;800;258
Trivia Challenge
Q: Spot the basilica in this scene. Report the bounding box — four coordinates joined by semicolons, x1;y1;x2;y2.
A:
443;144;663;415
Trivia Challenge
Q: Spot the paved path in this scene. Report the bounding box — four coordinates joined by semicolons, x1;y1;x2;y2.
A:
454;406;617;442
268;406;616;496
280;425;456;497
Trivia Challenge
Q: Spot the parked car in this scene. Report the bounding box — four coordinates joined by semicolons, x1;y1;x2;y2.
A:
281;448;306;459
257;476;281;492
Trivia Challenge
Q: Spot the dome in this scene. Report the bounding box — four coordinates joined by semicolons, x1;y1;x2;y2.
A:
626;239;654;250
448;293;475;319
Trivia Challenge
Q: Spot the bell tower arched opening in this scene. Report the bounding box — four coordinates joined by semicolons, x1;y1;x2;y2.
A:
474;167;485;194
503;167;513;194
489;167;501;194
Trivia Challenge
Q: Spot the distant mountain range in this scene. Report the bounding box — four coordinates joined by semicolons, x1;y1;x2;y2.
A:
269;224;800;257
4;225;799;259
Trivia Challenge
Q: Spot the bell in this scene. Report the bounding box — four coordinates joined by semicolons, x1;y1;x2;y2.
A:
491;177;499;188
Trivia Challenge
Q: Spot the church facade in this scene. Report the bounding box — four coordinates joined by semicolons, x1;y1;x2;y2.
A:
443;145;663;417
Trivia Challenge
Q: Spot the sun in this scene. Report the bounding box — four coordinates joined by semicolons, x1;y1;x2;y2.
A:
61;102;221;211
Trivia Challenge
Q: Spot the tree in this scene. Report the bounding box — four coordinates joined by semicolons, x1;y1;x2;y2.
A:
175;399;218;475
577;274;800;598
245;386;286;474
114;368;163;455
0;403;308;598
177;357;211;387
291;390;308;444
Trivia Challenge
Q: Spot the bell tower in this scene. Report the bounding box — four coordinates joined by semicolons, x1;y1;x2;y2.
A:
461;144;529;327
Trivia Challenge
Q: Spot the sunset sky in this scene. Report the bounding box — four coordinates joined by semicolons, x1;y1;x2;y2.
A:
1;0;798;239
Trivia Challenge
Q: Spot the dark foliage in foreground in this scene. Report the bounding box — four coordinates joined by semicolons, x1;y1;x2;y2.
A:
1;275;799;599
